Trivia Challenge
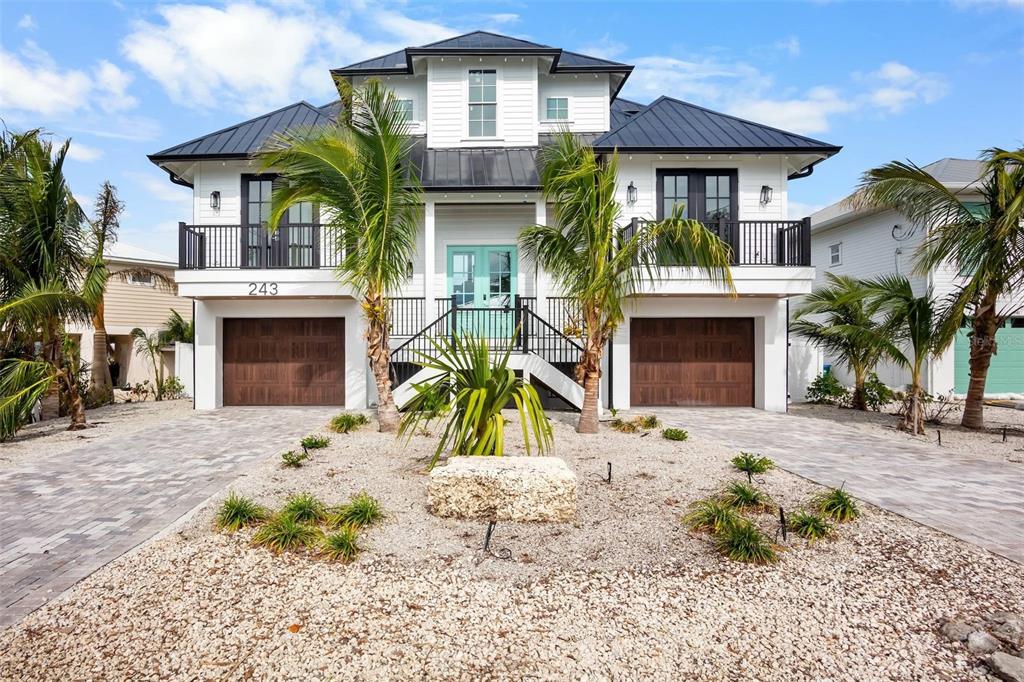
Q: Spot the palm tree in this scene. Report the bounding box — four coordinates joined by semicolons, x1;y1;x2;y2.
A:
791;273;890;411
161;310;194;344
260;80;421;432
854;148;1024;428
520;132;735;433
130;328;167;401
82;181;124;406
860;275;957;434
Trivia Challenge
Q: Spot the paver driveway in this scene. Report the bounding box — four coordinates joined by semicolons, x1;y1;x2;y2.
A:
0;406;336;629
655;408;1024;564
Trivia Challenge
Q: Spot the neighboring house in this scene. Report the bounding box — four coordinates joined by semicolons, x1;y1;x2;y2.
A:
67;243;193;389
792;158;1023;400
148;31;841;412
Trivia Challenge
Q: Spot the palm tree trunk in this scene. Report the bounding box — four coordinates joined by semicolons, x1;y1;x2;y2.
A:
61;369;89;431
576;316;605;434
40;320;62;421
850;368;868;411
962;308;999;430
365;293;399;432
89;303;113;406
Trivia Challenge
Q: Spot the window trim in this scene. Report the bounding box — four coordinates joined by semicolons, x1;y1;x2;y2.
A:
127;271;155;287
655;169;739;223
466;68;499;139
828;242;842;266
396;98;414;122
543;96;570;122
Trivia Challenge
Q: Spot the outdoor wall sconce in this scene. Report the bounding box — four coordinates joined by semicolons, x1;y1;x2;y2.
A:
760;185;773;205
406;260;414;279
627;181;637;204
209;191;221;210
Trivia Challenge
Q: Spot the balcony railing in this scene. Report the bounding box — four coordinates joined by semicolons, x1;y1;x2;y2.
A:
178;223;343;269
624;218;811;266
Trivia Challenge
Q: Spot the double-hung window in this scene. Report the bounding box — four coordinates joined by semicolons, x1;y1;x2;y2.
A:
397;99;413;122
545;97;568;120
829;243;842;266
468;69;497;137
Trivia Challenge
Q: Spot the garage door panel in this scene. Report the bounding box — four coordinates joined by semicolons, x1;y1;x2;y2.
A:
224;318;345;406
631;317;753;407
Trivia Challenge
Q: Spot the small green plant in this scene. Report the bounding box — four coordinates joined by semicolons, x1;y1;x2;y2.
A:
300;434;331;449
281;450;309;468
215;492;267;533
251;514;320;554
161;375;186;400
731;452;774;482
638;414;660;429
720;481;772;511
682;499;741;534
862;372;894;411
330;412;369;434
328;492;383;529
609;407;619;418
714;519;779;564
812;487;860;522
805;372;850;406
280;493;328;523
610;417;640;433
662;427;689;441
788;511;834;543
320;525;361;563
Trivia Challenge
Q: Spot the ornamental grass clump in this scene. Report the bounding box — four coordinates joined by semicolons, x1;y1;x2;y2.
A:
320;526;361;563
301;435;331;449
216;492;267;533
714;518;779;564
281;493;328;524
251;514;321;554
812;487;860;523
683;499;741;534
720;481;772;512
328;492;383;529
330;413;370;434
731;452;774;482
610;414;661;434
281;450;309;468
788;510;835;543
662;427;689;441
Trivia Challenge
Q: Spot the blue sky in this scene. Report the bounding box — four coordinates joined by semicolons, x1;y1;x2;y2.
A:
2;0;1022;258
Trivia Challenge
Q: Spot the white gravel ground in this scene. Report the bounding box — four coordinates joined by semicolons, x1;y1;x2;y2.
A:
789;402;1024;465
0;399;192;470
1;412;1021;680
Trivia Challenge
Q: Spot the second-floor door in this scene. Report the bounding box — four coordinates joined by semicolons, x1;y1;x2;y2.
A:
242;175;319;268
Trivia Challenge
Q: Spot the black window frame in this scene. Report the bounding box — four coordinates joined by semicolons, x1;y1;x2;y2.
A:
240;173;321;269
655;169;739;223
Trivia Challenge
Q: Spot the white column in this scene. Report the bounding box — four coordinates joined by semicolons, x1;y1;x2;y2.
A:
423;199;436;319
533;200;548;314
193;300;222;410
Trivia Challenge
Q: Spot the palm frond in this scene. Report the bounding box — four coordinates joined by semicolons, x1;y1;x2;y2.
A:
0;358;53;441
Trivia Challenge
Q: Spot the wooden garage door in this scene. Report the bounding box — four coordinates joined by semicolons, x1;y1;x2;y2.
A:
630;318;754;407
223;318;345;406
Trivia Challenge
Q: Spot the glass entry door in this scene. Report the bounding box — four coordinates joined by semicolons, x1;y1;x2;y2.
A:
447;245;518;339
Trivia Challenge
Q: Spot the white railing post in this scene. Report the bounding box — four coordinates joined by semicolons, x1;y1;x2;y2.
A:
423;199;436;321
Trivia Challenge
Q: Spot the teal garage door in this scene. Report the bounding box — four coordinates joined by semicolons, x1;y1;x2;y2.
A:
954;319;1024;393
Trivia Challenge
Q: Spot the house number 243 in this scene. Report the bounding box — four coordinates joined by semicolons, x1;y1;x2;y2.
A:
248;282;278;296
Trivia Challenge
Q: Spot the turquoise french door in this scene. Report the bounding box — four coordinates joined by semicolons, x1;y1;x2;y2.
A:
447;245;518;338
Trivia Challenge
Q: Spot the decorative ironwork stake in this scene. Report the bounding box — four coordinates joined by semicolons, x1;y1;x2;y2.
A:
482;521;512;561
937;430;942;446
606;462;612;484
302;444;309;458
778;506;787;542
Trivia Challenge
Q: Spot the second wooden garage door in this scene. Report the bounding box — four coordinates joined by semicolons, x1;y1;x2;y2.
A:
630;318;754;407
223;318;345;406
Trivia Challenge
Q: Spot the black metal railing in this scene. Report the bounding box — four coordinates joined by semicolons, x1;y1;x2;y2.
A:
623;217;811;266
390;296;584;389
178;223;343;269
387;297;425;337
435;296;537;318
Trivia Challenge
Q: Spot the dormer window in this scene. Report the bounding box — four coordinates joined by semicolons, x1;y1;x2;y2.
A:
468;69;497;137
545;97;569;120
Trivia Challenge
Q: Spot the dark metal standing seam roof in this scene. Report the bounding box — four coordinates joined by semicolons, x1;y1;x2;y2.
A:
408;138;540;190
417;31;552;50
592;96;842;154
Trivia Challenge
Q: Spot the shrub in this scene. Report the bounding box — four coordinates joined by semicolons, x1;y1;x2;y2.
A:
330;412;369;434
610;418;640;433
862;372;894;411
731;452;774;481
714;519;779;564
805;372;849;406
897;390;961;425
216;492;267;533
788;511;834;542
720;481;772;512
398;333;552;469
637;414;660;429
328;492;383;529
300;435;331;449
320;526;361;563
280;493;327;523
161;376;186;400
251;514;320;554
662;427;689;441
682;499;741;534
811;487;860;522
281;450;309;468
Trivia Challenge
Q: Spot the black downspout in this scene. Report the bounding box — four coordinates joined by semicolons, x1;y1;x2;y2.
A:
607;336;614;410
192;299;196;411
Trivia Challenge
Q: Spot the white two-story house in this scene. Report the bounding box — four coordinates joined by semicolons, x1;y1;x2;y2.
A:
149;31;841;413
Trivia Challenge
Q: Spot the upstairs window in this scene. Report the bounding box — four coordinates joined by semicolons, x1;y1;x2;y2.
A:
704;175;732;220
829;243;842;266
128;272;154;286
468;69;497;137
656;170;737;222
545;97;569;120
397;99;413;122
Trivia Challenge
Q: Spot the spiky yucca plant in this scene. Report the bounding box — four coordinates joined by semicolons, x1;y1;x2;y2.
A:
812;487;860;523
720;481;772;512
280;493;327;524
320;526;361;563
216;492;267;533
715;519;779;564
683;499;741;534
251;514;320;554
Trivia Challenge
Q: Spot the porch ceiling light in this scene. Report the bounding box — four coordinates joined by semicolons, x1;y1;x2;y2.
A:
627;181;638;205
209;190;221;210
760;185;773;206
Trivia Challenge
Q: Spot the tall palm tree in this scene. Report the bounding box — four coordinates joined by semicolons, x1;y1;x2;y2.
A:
791;273;889;411
860;275;957;434
520;132;734;433
83;181;124;405
260;80;421;432
854;148;1024;429
130;327;167;401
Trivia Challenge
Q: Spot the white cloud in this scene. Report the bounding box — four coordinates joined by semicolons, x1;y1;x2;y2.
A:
787;200;826;220
774;36;801;57
577;34;627;61
131;172;192;205
951;0;1023;9
626;55;764;104
372;10;458;45
859;61;948;114
731;87;854;135
17;14;36;30
94;60;137;112
66;142;104;162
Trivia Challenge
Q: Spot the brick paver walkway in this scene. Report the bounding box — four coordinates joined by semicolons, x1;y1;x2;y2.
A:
0;407;336;629
653;408;1024;564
